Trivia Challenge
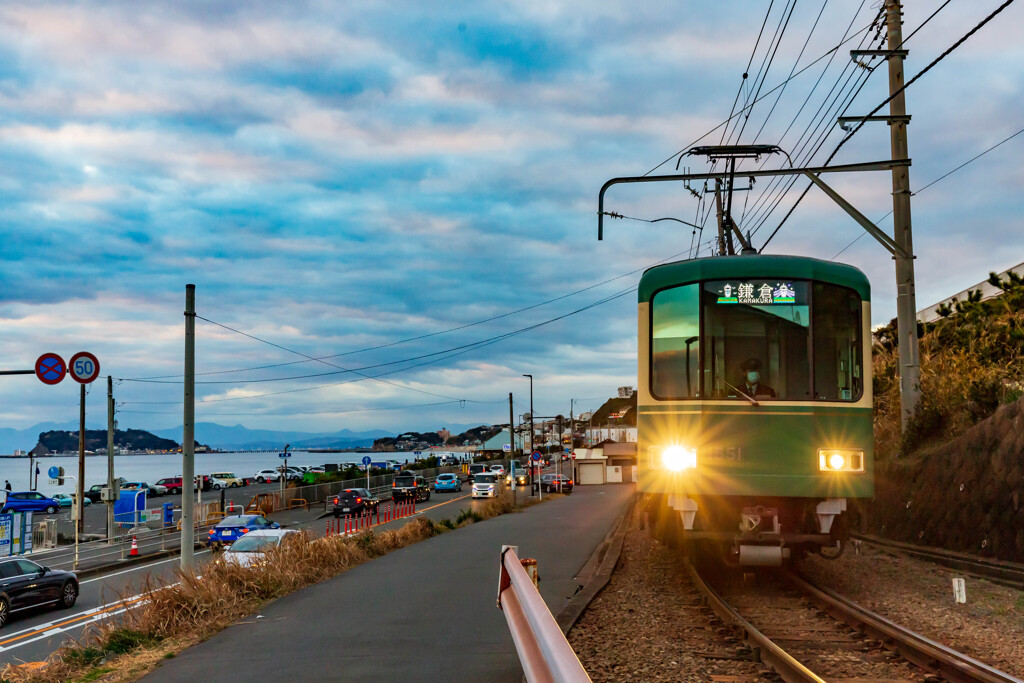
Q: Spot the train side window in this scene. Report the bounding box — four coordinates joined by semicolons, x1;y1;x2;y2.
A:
651;283;701;399
812;283;863;401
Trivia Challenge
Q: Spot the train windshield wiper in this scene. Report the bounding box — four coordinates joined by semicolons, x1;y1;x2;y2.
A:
721;378;759;407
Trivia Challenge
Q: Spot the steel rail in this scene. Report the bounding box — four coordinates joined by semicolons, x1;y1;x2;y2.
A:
789;571;1024;683
686;564;826;683
853;534;1024;590
497;545;591;683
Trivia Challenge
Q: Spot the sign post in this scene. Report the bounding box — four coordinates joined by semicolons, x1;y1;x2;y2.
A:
531;451;543;500
68;352;100;535
278;444;291;495
362;456;372;490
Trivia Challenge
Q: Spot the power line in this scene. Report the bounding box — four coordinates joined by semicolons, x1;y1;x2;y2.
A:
644;18;877;177
119;287;637;406
760;0;1011;251
733;0;799;144
119;399;464;418
831;123;1024;259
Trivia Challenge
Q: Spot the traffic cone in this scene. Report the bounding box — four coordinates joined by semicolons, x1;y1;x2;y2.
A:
129;536;139;557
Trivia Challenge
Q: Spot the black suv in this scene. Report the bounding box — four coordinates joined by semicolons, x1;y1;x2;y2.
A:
392;474;430;502
332;490;371;518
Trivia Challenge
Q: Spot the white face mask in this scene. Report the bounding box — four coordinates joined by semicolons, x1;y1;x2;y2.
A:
747;371;760;384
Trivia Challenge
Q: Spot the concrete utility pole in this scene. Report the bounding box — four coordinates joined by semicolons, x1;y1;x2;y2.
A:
885;0;921;431
107;375;115;543
77;384;85;535
508;392;515;507
181;284;196;569
714;179;727;256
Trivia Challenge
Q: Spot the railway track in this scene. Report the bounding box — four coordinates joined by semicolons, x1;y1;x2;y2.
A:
688;563;1024;683
853;534;1024;591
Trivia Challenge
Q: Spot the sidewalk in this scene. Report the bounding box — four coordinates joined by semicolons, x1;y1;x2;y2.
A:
143;484;635;682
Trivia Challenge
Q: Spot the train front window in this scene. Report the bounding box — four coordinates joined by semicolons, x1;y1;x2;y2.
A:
812;282;863;400
651;283;701;398
702;280;810;400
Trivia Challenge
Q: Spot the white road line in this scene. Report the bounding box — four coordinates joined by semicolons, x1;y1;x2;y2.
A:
81;549;211;584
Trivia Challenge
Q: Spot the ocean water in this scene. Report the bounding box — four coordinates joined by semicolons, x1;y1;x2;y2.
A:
0;451;397;496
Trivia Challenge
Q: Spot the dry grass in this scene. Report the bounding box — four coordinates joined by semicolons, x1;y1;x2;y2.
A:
4;520;438;683
8;489;544;683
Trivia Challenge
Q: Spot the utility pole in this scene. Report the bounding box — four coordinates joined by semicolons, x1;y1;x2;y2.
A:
522;374;534;496
181;284;196;569
107;375;115;543
77;383;85;535
885;0;921;431
714;179;728;256
508;392;515;507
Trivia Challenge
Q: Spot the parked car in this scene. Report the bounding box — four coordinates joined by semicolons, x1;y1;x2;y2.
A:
392;474;430;502
122;482;166;497
52;493;91;508
307;466;326;474
220;529;300;567
0;557;78;627
467;464;489;482
1;492;61;515
278;467;303;482
332;490;372;518
155;477;185;495
209;472;244;488
206;514;280;549
253;470;281;483
84;484;106;503
342;488;379;513
206;476;229;491
540;473;573;494
472;473;499;499
432;473;462;492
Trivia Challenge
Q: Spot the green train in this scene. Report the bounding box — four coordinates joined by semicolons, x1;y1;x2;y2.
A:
638;254;873;566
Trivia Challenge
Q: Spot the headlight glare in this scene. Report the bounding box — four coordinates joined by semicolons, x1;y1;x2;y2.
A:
662;446;697;472
818;449;865;472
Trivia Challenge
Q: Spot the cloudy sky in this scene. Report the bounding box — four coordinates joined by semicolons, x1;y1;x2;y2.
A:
1;0;1021;437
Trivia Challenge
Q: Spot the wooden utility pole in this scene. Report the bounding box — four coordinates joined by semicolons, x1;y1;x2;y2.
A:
886;0;921;431
181;284;196;569
107;375;115;543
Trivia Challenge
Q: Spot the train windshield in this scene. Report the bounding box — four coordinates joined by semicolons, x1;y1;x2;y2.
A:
651;279;862;401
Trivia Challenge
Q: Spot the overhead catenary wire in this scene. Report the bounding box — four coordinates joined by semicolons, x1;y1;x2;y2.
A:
645;18;878;177
759;0;1010;251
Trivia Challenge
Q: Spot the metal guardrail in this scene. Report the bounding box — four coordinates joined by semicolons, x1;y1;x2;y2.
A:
497;545;591;683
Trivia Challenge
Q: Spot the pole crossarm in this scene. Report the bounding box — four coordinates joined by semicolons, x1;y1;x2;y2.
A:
597;159;910;240
0;370;34;376
800;171;911;259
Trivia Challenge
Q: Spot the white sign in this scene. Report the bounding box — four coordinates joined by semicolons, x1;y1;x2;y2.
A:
502;444;511;452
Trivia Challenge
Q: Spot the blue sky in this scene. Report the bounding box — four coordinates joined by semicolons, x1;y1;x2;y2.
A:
1;1;1022;437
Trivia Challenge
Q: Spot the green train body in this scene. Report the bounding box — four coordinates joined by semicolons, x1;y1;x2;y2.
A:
637;255;873;565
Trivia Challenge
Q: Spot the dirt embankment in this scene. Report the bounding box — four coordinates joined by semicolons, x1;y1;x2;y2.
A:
872;395;1024;562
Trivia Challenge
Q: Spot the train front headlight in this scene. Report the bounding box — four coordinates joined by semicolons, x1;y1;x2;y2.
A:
662;446;698;472
818;449;865;472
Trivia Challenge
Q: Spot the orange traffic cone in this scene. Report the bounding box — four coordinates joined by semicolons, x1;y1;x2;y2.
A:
130;536;139;557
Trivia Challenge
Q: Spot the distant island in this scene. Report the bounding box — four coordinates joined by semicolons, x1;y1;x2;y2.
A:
33;429;207;455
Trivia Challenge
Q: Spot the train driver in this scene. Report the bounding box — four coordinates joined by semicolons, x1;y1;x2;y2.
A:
740;358;776;398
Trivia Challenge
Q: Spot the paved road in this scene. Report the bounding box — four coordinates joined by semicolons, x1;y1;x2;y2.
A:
143;483;634;682
0;477;551;666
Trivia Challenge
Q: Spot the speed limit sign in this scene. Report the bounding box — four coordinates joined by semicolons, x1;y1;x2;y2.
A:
68;352;100;384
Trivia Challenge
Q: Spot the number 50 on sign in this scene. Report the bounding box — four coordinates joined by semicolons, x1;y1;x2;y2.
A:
68;352;100;384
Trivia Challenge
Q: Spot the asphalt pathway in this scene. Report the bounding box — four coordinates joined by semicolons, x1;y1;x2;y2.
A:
143;483;635;682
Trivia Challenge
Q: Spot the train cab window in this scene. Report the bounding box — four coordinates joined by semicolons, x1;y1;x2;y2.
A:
812;283;863;400
701;280;810;400
651;283;701;398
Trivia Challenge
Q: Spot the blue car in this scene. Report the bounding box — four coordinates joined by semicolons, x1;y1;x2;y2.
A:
1;492;61;515
432;473;462;492
207;514;280;548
